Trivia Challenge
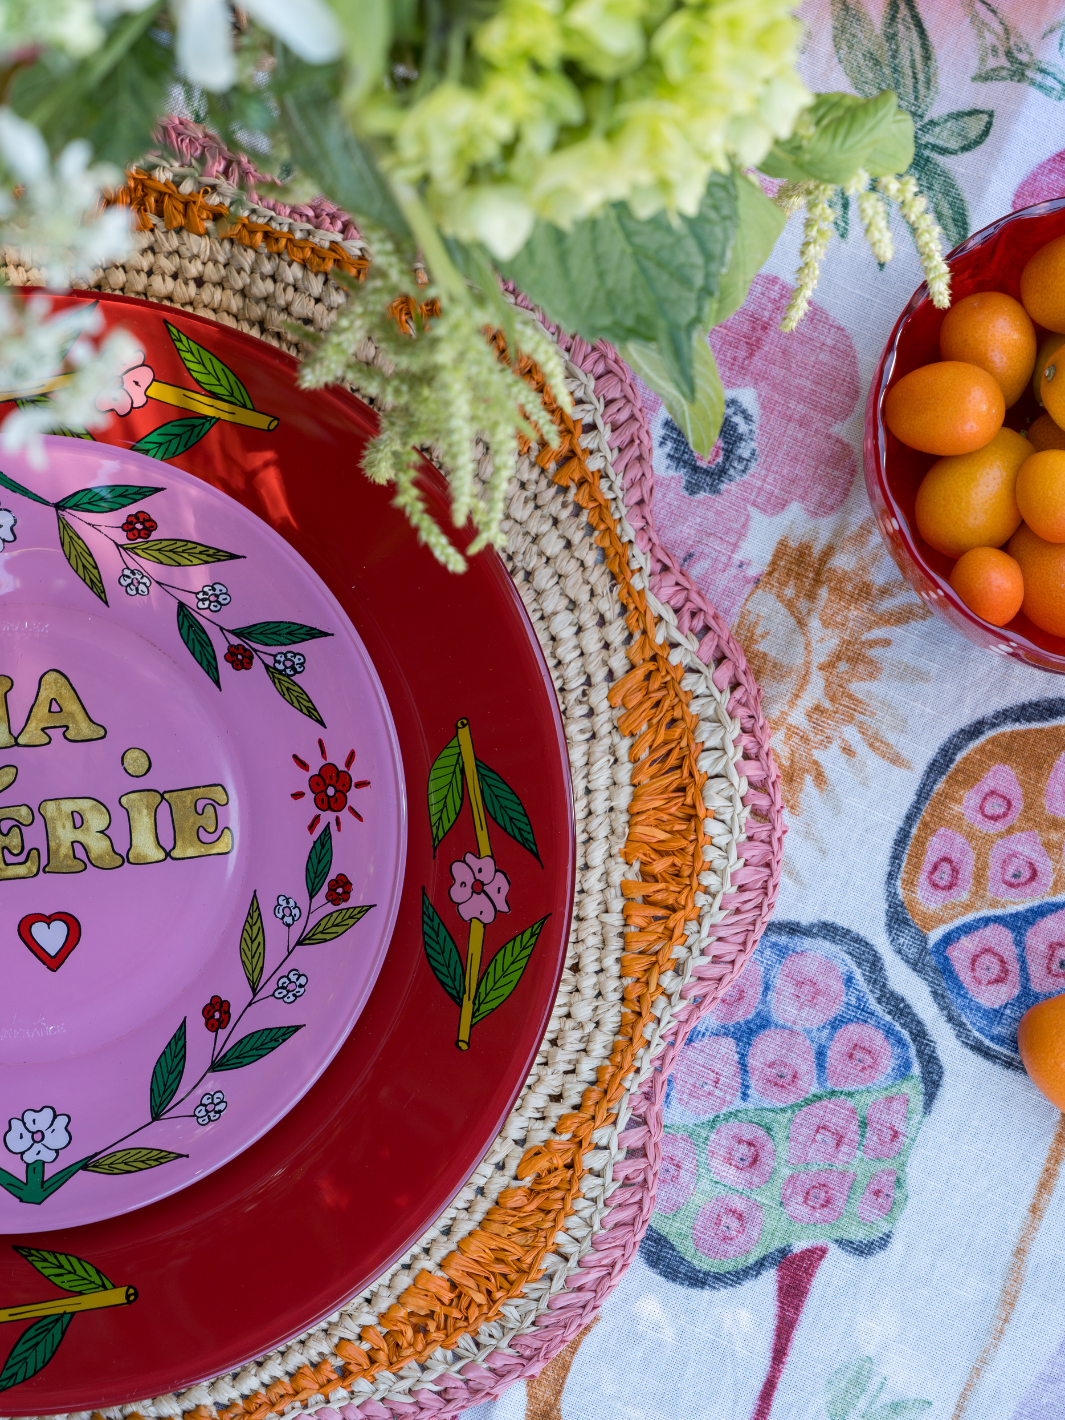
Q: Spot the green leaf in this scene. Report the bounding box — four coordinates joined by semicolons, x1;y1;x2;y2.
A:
829;187;851;240
85;1148;185;1174
883;0;937;121
265;665;326;726
476;759;540;862
0;1169;27;1202
212;1024;304;1071
334;0;393;107
132;538;241;566
825;1355;873;1419
165;323;253;409
917;109;994;156
131;415;218;462
830;0;892;97
912;149;970;247
622;336;724;461
149;1018;186;1119
968;0;1065;99
56;484;164;513
472;916;548;1025
705;171;786;329
306;824;333;900
16;398;95;440
0;470;50;505
297;904;374;944
500;171;738;402
230;620;332;646
428;736;464;854
421;889;464;1005
240;892;265;993
176;602;220;689
38;1156;92;1199
56;514;107;605
761;91;915;185
0;1313;71;1393
864;1404;932;1419
13;1247;113;1295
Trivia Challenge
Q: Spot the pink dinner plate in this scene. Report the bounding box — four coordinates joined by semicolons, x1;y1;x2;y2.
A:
0;291;574;1412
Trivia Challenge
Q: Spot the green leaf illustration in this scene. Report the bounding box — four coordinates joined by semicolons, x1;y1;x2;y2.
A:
476;759;540;862
829;186;851;241
265;664;326;726
0;1313;71;1393
38;1157;93;1199
56;513;107;604
13;1247;112;1295
884;0;937;121
622;335;724;459
230;620;332;646
212;1024;304;1071
297;903;374;944
428;736;464;853
131;415;217;461
421;889;464;1005
917;109;993;156
912;148;970;246
830;0;892;97
306;823;333;900
472;915;549;1026
16;397;94;440
56;484;164;513
149;1018;186;1119
0;1169;27;1202
967;0;1065;99
86;1148;185;1174
176;602;220;688
166;322;253;408
0;470;50;506
826;1356;874;1419
131;538;241;566
240;891;265;993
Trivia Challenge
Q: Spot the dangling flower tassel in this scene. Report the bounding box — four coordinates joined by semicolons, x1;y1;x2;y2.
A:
780;183;835;333
846;169;894;265
877;173;951;308
772;179;812;217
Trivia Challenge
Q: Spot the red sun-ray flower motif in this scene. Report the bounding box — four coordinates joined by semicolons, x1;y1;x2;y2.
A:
290;740;370;832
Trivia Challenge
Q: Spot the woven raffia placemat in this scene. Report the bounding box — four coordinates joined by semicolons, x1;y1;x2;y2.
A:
3;134;784;1420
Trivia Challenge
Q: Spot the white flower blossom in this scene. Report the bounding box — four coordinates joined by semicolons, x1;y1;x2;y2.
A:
0;508;15;544
196;582;231;612
274;894;301;928
273;969;308;1004
194;1090;226;1125
273;651;305;676
4;1107;71;1164
119;566;151;596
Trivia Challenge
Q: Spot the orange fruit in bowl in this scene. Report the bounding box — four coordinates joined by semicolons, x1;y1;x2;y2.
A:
1008;521;1065;635
1033;333;1065;405
884;361;1005;455
1019;995;1065;1108
1017;449;1065;541
1021;234;1065;333
939;291;1035;406
1040;352;1065;432
1028;413;1065;452
914;427;1028;556
948;547;1024;627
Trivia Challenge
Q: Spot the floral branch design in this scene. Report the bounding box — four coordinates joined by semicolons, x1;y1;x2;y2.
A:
0;468;333;725
422;717;547;1050
0;823;374;1206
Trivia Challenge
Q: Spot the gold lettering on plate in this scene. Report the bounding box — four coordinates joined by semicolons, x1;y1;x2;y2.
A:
163;785;233;860
16;671;107;747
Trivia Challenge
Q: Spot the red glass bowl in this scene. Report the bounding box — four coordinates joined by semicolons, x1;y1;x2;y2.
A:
864;196;1065;672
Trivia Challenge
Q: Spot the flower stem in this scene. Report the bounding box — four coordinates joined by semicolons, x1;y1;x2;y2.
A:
455;716;492;1050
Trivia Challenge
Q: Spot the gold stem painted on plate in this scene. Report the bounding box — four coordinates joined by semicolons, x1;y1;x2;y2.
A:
0;1285;136;1322
0;373;278;430
456;718;492;1051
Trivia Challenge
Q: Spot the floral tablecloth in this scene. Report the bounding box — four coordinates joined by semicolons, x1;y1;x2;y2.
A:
463;1;1065;1417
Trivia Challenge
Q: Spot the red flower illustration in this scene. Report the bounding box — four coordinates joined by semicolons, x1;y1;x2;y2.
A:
326;873;352;904
121;510;157;541
225;644;254;671
309;761;352;812
202;995;230;1032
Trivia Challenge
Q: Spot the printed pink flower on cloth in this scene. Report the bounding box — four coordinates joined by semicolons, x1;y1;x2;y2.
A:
864;1095;909;1159
95;351;154;417
710;959;763;1024
656;1133;697;1215
1026;910;1065;994
988;832;1054;902
917;828;974;910
1014;153;1065;210
962;764;1023;833
693;1193;764;1260
448;853;511;925
1046;752;1065;818
826;1022;891;1089
748;1027;815;1105
707;1120;776;1190
673;1036;740;1118
781;1169;855;1226
946;925;1019;1008
787;1098;859;1167
857;1169;897;1223
772;951;845;1029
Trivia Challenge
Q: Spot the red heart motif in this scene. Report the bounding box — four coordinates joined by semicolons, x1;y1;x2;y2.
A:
18;913;81;971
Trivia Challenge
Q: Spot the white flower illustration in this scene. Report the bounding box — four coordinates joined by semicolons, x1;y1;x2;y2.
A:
274;894;301;927
273;969;308;1004
119;566;151;597
0;508;16;544
194;1091;227;1125
196;582;231;612
273;650;305;676
5;1107;71;1164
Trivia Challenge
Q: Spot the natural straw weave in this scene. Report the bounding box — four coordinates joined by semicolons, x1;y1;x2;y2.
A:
3;139;783;1420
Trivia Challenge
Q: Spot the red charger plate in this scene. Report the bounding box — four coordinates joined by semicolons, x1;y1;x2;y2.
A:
0;292;574;1411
